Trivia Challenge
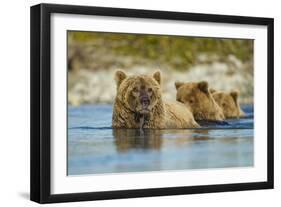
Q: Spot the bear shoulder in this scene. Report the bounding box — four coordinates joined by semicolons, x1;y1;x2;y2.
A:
164;101;199;128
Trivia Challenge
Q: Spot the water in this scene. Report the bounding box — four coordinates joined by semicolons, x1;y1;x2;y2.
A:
68;104;254;175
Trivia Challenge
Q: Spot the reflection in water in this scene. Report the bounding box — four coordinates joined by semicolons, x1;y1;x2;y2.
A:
113;129;213;152
68;128;253;175
67;104;254;175
113;129;162;152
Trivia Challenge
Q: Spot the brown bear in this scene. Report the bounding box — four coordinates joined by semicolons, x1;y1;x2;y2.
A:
175;81;225;121
112;70;199;129
210;89;245;118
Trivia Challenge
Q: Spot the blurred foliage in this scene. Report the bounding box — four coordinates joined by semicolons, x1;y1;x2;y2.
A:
68;31;253;71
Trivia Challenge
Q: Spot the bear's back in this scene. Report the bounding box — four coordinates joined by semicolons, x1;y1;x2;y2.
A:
164;101;199;128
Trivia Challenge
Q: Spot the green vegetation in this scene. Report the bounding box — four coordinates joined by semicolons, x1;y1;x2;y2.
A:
68;31;253;71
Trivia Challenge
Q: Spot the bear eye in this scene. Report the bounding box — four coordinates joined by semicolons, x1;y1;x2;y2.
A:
133;87;139;92
147;88;153;93
189;99;194;104
222;103;226;107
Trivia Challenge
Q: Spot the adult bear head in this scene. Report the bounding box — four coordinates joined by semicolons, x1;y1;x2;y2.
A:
114;70;162;116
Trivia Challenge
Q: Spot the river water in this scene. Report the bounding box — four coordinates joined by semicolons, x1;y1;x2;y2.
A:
68;104;253;175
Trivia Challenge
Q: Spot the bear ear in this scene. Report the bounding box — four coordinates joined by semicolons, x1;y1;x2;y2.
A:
114;70;127;88
230;90;239;103
175;81;184;90
198;81;209;93
153;70;161;85
209;88;216;94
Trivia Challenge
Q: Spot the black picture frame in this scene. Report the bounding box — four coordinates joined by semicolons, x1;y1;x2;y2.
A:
30;3;274;204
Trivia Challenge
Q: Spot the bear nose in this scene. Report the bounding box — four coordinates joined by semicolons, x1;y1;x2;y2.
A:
140;95;150;108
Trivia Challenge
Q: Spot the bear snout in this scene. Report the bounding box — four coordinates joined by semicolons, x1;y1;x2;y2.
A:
140;95;150;109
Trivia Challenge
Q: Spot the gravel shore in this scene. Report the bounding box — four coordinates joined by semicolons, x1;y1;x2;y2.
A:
68;55;253;106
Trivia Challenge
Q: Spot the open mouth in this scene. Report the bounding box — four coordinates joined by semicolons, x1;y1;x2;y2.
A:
139;96;150;114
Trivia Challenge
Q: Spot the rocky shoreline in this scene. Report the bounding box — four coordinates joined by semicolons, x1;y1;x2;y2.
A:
68;55;253;106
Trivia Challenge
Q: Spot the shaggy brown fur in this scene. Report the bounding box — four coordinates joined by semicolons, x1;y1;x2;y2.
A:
175;81;225;121
210;89;245;118
112;70;199;129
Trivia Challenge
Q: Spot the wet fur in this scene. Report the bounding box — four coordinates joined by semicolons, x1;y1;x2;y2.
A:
112;71;199;129
175;81;225;121
211;90;245;118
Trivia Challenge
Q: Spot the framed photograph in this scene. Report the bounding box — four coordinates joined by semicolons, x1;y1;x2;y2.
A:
30;3;274;203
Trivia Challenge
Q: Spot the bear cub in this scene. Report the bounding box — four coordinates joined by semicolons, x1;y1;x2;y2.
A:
175;81;225;121
210;89;245;118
